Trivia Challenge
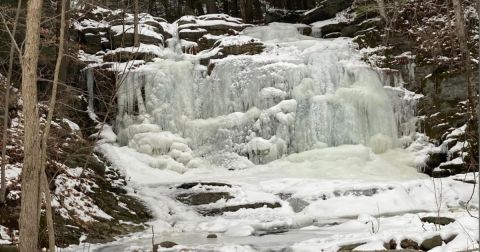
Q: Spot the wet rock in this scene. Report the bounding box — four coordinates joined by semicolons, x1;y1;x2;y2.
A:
295;24;312;36
199;202;282;216
420;216;455;226
207;233;218;238
424;152;448;175
400;239;419;250
320;23;347;36
324;32;343;39
384;239;397;249
176;182;232;189
158;241;178;248
176;192;233;205
421;235;443;250
338;242;366;251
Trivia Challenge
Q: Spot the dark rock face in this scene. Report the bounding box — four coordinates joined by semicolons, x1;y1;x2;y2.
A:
265;9;305;23
420;216;455;226
301;0;354;24
201;40;265;70
420;235;443;250
103;51;157;63
265;0;354;24
110;32;164;48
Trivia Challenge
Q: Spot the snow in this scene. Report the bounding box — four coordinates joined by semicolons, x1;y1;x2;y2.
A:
0;225;11;244
104;43;165;58
446;124;467;139
62;118;81;131
110;24;164;42
214;35;260;47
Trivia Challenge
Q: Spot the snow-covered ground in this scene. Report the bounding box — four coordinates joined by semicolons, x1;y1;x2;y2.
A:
70;21;479;251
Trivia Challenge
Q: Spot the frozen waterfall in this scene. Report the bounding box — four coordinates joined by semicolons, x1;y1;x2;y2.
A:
114;23;417;166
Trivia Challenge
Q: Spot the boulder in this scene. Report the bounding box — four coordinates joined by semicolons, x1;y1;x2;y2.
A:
420;235;443;251
207;233;218;239
400;239;419;250
154;241;178;250
384;239;397;250
420;216;455;226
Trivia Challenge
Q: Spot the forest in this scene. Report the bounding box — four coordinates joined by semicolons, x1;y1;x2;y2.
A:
0;0;479;251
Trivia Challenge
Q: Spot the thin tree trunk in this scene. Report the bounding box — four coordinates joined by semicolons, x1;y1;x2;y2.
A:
18;0;44;250
134;0;139;47
375;0;388;22
0;0;22;204
240;0;253;23
207;0;218;13
231;0;238;16
35;0;68;250
452;0;477;115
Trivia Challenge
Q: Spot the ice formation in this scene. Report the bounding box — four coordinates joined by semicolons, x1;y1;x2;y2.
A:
113;23;418;167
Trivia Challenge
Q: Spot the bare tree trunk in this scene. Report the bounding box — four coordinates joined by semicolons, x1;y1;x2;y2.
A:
231;0;238;16
375;0;388;22
0;0;22;204
207;0;218;13
18;0;44;250
134;0;140;47
452;0;477;115
240;0;253;23
35;0;68;250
